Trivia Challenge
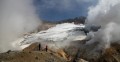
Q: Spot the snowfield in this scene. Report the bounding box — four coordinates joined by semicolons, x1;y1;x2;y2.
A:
12;23;87;49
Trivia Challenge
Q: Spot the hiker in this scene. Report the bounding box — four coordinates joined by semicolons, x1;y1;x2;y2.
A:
38;43;41;51
45;45;48;52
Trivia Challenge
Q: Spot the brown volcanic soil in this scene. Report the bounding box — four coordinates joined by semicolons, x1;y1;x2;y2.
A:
1;41;120;62
1;42;120;62
38;22;56;31
0;42;68;62
0;51;66;62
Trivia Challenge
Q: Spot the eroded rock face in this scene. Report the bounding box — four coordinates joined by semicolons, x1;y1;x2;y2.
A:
78;59;88;62
97;43;120;62
64;41;120;62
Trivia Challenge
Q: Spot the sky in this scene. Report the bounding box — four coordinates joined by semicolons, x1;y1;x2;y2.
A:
34;0;98;21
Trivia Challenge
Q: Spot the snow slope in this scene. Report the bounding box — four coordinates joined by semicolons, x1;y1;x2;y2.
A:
12;23;87;49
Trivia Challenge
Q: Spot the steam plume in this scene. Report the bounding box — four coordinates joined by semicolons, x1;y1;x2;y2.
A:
0;0;41;52
87;0;120;48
